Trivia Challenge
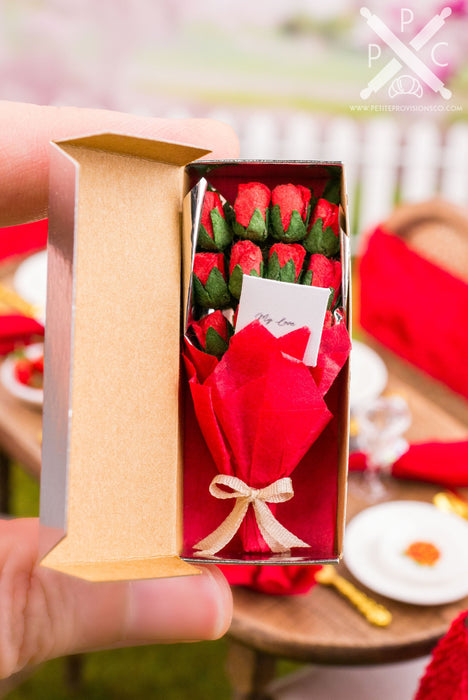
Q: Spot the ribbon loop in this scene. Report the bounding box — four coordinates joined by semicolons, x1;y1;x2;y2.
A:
194;474;310;557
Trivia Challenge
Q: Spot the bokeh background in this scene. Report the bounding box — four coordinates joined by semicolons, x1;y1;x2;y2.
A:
1;0;467;697
2;0;468;240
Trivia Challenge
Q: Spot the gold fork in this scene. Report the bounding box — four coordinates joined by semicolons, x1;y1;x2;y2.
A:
315;565;392;627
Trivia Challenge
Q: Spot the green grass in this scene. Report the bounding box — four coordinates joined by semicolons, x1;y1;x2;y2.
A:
8;642;231;700
10;463;40;517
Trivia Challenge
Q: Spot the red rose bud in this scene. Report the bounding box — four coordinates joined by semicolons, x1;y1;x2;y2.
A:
303;198;340;256
230;182;271;242
192;252;231;309
190;310;233;358
267;243;306;284
197;191;232;251
229;240;264;299
302;254;342;308
270;184;312;242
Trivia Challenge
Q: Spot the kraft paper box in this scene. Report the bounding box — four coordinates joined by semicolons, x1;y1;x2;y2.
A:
39;133;351;582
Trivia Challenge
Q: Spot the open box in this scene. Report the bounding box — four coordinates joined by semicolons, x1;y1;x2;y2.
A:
39;133;351;582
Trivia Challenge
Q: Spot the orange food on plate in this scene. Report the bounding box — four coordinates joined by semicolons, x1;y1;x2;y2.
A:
404;541;440;566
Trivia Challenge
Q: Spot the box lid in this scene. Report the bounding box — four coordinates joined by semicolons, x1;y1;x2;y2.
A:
40;133;209;581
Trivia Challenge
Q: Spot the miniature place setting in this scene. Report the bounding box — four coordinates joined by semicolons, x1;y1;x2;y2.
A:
0;250;46;408
0;341;44;409
346;340;468;609
344;500;468;606
341;199;468;616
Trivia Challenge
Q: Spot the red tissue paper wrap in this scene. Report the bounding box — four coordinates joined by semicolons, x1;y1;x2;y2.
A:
183;319;351;557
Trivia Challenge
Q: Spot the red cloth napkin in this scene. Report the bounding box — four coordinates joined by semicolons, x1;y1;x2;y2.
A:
0;314;44;355
0;220;48;262
349;441;468;489
359;225;468;400
415;611;468;699
220;563;322;596
0;220;47;354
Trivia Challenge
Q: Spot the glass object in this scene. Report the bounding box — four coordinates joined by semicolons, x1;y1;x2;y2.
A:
352;395;411;502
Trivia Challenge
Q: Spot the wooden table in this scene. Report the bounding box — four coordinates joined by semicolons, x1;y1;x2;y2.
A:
226;345;468;699
0;337;467;699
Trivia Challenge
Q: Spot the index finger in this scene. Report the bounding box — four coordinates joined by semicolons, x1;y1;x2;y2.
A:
0;101;240;226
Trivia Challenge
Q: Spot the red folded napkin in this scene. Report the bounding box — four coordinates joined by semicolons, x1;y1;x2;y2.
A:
220;563;322;596
0;220;47;355
349;440;468;489
0;314;44;356
0;219;48;263
359;225;468;400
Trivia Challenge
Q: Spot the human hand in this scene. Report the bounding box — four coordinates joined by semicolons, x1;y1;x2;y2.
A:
0;101;238;677
0;519;232;677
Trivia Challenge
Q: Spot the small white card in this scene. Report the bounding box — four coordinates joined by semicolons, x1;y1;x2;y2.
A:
235;275;330;367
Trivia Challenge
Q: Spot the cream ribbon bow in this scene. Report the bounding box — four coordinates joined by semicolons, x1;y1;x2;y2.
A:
193;474;310;557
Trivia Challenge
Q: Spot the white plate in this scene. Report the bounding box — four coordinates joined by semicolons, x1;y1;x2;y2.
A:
13;250;47;322
350;341;388;410
344;501;468;605
0;343;44;409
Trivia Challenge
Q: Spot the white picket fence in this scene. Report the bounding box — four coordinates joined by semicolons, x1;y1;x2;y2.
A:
171;109;468;243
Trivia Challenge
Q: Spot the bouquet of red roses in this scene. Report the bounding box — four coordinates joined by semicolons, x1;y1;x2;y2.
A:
184;180;351;558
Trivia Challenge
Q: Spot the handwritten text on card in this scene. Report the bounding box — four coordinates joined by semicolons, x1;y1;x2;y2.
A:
235;275;330;367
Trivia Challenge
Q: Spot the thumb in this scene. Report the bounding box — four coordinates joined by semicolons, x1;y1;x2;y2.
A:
0;519;232;678
0;101;240;225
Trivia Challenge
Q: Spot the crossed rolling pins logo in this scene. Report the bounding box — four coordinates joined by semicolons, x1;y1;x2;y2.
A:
361;6;453;100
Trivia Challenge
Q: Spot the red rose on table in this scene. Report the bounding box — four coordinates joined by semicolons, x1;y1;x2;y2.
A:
229;240;264;299
192;252;231;309
303;198;340;256
190;310;234;358
270;184;312;242
302;254;342;308
197;191;232;251
267;243;306;283
228;182;271;242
